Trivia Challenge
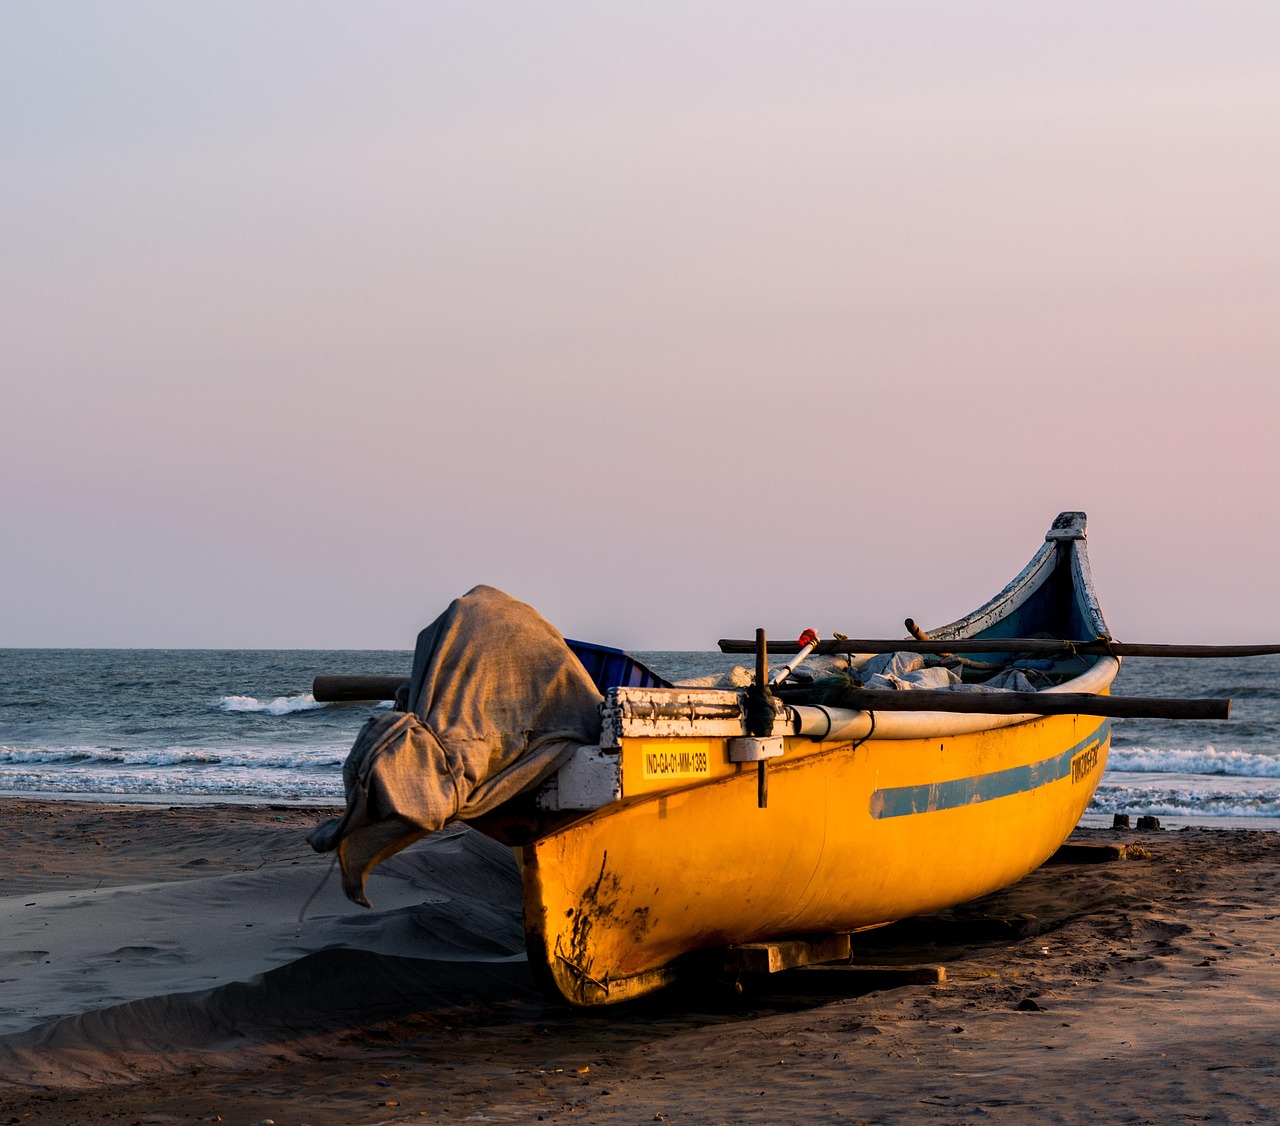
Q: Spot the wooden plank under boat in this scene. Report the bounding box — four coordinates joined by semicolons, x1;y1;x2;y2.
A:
502;510;1121;1006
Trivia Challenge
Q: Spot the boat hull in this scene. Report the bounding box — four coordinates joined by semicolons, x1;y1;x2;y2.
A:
523;709;1111;1006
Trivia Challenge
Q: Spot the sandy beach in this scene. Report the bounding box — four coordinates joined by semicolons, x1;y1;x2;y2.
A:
2;799;1279;1124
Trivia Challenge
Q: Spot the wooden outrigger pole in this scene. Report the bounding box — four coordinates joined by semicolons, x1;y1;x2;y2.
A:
312;675;1230;721
718;637;1280;659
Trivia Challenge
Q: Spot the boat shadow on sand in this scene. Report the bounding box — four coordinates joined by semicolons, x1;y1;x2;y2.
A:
0;823;1191;1093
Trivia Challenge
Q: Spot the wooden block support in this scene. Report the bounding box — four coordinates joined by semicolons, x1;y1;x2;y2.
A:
788;964;947;993
1045;842;1135;864
724;932;852;975
855;913;1040;947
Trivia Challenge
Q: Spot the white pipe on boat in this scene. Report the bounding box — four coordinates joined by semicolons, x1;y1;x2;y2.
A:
787;705;873;741
787;656;1121;742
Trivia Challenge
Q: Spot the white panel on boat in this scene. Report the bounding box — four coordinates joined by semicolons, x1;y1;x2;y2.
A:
536;745;621;810
600;687;776;744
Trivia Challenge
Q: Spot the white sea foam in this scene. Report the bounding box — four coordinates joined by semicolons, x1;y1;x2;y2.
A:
0;745;345;769
1090;783;1280;820
1108;746;1280;778
0;768;343;800
216;694;325;715
0;746;217;766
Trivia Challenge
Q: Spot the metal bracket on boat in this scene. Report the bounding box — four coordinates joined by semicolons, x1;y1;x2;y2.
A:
728;736;784;762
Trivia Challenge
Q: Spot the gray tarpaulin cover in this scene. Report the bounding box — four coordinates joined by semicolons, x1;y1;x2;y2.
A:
309;585;603;906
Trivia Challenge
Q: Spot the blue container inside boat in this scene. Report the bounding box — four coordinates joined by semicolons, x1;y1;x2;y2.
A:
565;639;672;691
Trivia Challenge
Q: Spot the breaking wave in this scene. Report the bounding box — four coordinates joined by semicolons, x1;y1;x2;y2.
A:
0;769;342;800
1090;780;1280;821
1107;746;1280;778
0;745;344;770
216;694;325;715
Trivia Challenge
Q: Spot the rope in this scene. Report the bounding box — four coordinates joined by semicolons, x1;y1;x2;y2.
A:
832;631;852;670
744;683;777;737
849;709;876;753
298;852;339;924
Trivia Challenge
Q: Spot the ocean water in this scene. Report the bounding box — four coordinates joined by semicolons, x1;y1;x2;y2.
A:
0;649;406;805
1;649;1278;827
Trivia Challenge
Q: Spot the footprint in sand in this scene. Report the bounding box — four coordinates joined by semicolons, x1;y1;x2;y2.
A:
0;950;50;966
89;945;193;966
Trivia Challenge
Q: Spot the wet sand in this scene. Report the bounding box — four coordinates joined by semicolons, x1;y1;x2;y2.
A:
2;798;1279;1124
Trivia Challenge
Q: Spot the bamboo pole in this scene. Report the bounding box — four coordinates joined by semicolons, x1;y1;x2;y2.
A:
312;675;406;702
805;690;1230;720
718;638;1280;659
755;628;769;808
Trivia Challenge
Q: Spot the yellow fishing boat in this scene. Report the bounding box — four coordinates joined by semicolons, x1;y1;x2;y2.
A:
311;512;1234;1007
512;511;1120;1004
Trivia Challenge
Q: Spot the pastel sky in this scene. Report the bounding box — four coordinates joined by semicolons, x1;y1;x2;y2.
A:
3;2;1278;649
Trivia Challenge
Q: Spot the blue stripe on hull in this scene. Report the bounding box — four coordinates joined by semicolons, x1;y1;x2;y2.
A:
869;720;1110;819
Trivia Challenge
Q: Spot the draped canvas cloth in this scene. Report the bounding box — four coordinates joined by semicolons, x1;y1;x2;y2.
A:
309;585;603;906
